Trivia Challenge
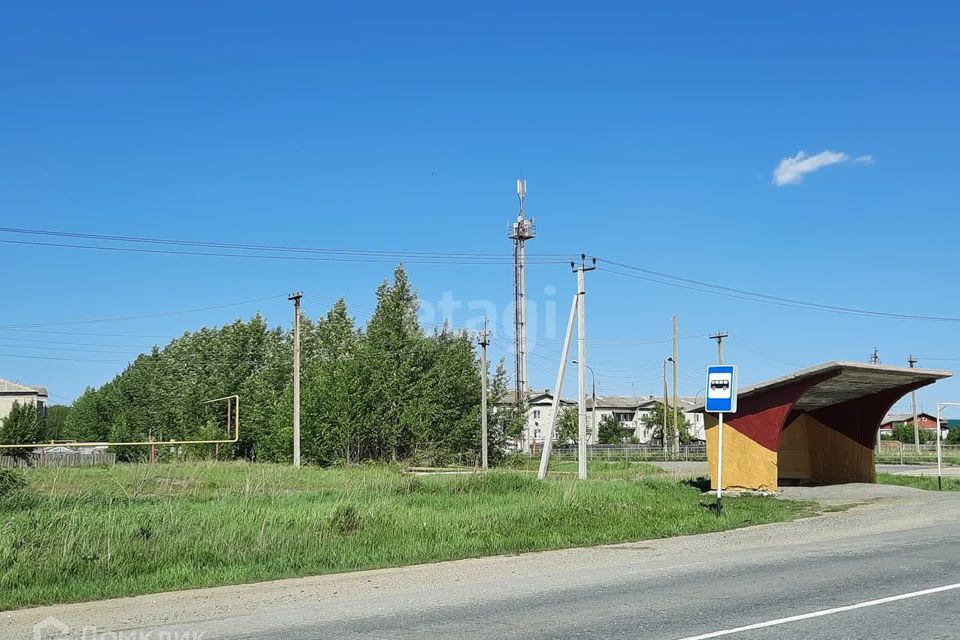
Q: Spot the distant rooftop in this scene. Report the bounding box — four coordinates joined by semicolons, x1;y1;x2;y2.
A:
0;377;48;396
588;395;702;410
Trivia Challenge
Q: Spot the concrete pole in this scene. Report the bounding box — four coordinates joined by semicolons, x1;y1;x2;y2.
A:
537;294;578;480
289;292;303;468
909;355;920;454
577;267;587;480
663;358;669;458
479;319;490;470
672;315;679;454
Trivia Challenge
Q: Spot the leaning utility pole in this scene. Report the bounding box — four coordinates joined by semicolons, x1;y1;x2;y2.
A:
289;292;303;468
574;255;596;480
537;293;578;480
672;315;679;454
909;354;920;454
508;179;536;449
478;319;491;470
709;331;728;364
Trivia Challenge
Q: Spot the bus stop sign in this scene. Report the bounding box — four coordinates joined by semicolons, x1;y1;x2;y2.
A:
706;365;737;413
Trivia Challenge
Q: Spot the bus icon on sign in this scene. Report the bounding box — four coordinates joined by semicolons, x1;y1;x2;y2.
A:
710;379;730;391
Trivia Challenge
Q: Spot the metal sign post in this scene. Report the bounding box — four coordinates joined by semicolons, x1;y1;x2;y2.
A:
706;365;737;516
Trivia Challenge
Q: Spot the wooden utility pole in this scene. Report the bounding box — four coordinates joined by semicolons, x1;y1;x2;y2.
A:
709;331;728;364
478;319;491;469
663;357;671;458
909;355;920;453
672;316;679;454
289;292;303;468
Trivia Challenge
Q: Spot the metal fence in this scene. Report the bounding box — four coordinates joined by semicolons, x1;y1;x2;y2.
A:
874;442;960;465
544;444;708;462
531;442;957;466
0;452;117;468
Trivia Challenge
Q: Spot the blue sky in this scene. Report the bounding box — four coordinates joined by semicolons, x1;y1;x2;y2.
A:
3;2;960;415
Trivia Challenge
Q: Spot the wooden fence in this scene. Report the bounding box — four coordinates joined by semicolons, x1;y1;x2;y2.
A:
0;452;116;468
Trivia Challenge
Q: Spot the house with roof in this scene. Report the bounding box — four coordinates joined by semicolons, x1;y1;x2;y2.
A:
497;389;575;451
878;411;948;440
496;389;707;450
0;377;48;422
586;395;707;444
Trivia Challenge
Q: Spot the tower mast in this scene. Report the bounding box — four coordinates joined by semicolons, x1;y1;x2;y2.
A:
508;179;536;439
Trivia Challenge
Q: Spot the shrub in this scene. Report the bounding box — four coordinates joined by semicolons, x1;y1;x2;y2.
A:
0;467;28;498
329;503;362;534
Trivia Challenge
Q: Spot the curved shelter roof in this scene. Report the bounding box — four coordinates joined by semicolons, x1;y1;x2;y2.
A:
731;361;951;412
699;361;951;491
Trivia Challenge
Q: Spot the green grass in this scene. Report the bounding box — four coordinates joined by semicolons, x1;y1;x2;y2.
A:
0;462;813;610
877;472;960;491
505;458;668;480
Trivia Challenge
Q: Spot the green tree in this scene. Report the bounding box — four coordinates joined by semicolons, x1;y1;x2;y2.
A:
356;265;427;460
946;428;960;444
891;422;935;444
640;402;693;445
488;359;524;463
556;406;581;444
597;415;626;444
45;405;71;440
58;265;488;466
0;401;46;460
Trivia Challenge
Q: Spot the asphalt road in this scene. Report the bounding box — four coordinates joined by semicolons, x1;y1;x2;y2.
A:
8;485;960;640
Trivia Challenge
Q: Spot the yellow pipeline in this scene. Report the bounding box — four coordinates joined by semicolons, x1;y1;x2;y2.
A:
0;395;240;449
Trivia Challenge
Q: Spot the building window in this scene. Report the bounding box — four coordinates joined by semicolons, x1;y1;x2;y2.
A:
533;409;541;419
36;400;47;418
614;412;633;422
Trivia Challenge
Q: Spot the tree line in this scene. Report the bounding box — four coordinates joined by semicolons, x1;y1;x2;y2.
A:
2;266;525;465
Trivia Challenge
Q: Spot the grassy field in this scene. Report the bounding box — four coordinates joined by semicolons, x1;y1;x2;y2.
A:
877;472;960;491
0;461;814;610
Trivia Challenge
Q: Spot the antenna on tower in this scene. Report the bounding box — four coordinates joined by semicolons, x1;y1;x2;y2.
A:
508;178;536;451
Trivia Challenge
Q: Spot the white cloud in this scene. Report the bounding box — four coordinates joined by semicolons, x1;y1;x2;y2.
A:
772;150;873;186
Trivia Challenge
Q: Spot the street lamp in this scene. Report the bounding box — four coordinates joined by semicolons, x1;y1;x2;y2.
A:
694;387;706;407
572;360;596;442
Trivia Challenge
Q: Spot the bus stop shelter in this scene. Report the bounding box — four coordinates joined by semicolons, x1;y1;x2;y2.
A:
700;361;951;491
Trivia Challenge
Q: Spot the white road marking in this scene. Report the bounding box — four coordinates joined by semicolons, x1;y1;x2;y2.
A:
674;582;960;640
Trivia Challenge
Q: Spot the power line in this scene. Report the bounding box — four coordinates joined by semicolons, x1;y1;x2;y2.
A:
0;335;153;349
0;294;287;329
0;342;146;355
0;228;567;265
596;259;960;322
0;327;172;338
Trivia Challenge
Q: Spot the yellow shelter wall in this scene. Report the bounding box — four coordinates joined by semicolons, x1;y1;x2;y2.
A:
778;413;875;484
705;415;778;491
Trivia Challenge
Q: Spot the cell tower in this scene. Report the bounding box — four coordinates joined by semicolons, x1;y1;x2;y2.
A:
508;179;536;406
